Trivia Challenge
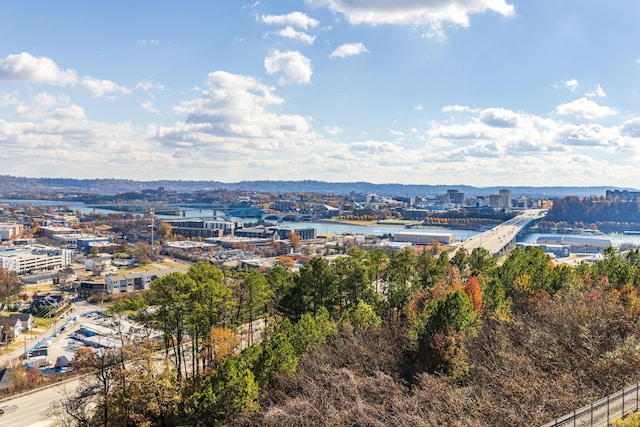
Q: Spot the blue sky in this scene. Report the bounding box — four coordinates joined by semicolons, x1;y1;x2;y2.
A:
1;0;639;188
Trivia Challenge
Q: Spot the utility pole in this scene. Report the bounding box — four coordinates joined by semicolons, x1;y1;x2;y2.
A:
150;208;155;260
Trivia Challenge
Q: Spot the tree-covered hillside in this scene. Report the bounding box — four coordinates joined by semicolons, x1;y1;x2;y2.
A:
53;246;640;426
543;195;640;231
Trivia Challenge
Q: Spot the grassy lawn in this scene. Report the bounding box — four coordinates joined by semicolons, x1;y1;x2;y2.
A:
159;259;190;270
124;261;187;273
33;317;52;329
128;264;156;272
23;284;55;293
1;340;22;355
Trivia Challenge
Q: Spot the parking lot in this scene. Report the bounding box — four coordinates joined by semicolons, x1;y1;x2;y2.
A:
22;301;105;370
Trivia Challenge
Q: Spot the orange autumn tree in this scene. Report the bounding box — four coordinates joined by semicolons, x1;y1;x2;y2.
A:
202;327;239;373
287;231;301;252
464;276;483;314
408;289;429;321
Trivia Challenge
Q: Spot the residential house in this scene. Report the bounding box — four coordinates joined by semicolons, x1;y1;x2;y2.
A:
0;316;22;339
7;312;33;331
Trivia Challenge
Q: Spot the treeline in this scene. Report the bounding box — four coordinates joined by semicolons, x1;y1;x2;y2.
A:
421;210;515;229
53;245;640;426
546;196;640;230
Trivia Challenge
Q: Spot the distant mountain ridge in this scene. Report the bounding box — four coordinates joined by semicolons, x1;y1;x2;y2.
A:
0;175;633;198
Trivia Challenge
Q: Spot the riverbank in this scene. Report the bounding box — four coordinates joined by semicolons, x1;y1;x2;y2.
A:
320;218;415;227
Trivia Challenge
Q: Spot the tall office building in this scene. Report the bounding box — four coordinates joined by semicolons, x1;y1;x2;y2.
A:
498;189;512;209
446;189;464;207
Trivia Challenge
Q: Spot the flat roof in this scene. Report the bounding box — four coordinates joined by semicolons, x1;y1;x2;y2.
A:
393;230;455;236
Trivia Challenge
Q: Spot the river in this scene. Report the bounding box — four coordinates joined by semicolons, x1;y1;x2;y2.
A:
3;199;640;248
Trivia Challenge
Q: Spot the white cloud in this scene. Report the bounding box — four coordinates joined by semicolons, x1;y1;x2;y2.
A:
0;52;77;85
585;84;606;98
78;77;132;98
1;88;638;184
555;123;619;147
136;80;165;92
324;125;343;135
621;118;640;138
14;92;87;121
442;105;479;113
563;79;579;91
555;97;616;119
260;11;319;29
305;0;514;38
136;39;160;46
275;26;316;44
141;100;160;114
264;50;312;85
330;42;369;59
479;107;519;128
0;52;131;99
349;140;403;155
0;92;18;107
160;71;315;153
135;80;165;100
415;104;423;111
0;115;170;180
420;106;639;186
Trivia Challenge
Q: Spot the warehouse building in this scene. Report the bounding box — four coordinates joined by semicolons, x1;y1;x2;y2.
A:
536;236;611;254
393;230;456;245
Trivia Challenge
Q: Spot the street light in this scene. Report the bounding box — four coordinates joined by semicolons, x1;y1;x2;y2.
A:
150;208;155;261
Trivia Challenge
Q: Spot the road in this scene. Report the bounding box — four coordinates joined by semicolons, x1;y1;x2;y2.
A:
457;209;545;255
0;376;83;426
0;315;266;426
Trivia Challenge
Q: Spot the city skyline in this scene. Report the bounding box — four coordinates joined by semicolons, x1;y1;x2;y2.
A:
1;1;640;187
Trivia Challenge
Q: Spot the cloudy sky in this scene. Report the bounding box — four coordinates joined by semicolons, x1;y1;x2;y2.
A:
1;1;639;188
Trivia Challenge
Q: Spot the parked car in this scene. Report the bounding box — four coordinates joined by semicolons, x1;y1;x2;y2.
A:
80;385;99;398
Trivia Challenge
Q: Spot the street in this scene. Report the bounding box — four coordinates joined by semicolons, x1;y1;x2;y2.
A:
0;376;83;426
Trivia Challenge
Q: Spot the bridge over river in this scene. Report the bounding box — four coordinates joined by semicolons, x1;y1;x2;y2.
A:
457;209;546;257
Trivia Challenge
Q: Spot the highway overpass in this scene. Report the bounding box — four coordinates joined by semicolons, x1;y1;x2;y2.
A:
456;209;546;257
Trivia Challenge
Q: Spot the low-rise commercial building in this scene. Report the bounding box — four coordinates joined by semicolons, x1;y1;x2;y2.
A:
105;268;183;294
536;236;611;254
77;280;106;299
84;255;113;274
403;209;431;221
393;230;456;245
0;222;23;241
165;219;234;238
234;225;316;240
0;245;73;275
40;226;76;238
